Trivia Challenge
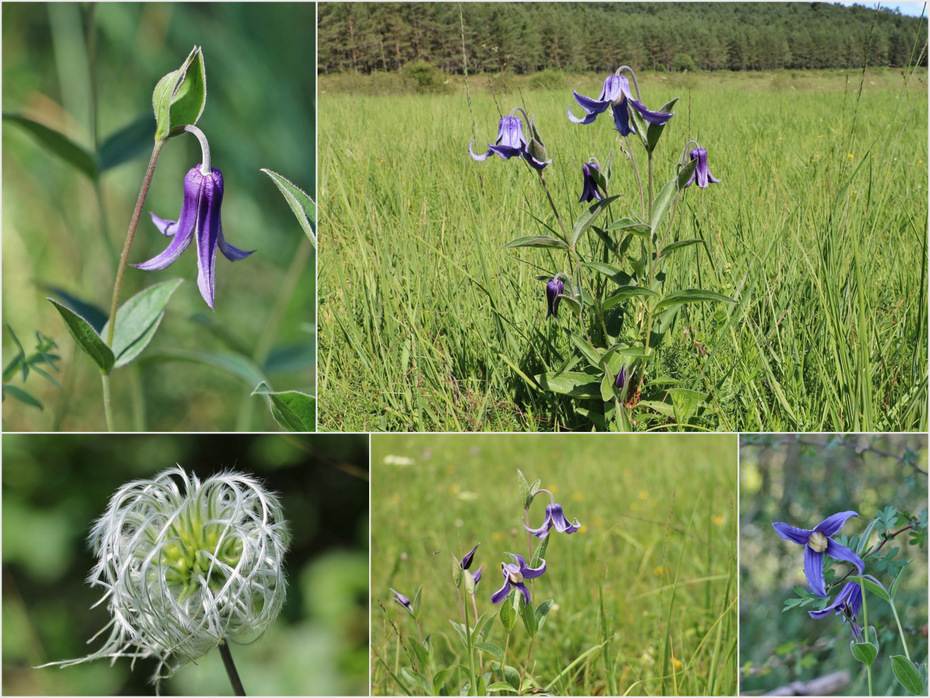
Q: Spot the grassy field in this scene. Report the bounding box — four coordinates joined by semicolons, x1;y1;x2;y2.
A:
318;69;927;432
370;433;737;696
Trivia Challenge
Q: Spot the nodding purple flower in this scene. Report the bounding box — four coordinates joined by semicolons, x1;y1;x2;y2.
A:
490;554;546;605
524;503;581;539
579;162;606;203
135;165;254;309
460;543;479;571
683;147;722;188
469;115;550;171
390;588;412;611
614;365;627;390
809;580;864;641
546;277;564;318
772;511;864;597
569;73;674;137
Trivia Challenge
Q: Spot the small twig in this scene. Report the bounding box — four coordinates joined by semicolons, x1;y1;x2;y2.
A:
218;640;246;696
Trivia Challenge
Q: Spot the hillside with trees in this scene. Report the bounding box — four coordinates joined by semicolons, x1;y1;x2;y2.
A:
318;2;927;74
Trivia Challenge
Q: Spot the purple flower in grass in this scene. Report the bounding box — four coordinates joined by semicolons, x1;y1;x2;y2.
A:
524;503;581;539
135;165;254;309
546;277;564;318
469;115;550;171
569;73;674;137
809;580;864;641
390;588;412;610
460;543;479;570
490;554;546;605
579;162;606;203
683;147;721;188
772;511;864;597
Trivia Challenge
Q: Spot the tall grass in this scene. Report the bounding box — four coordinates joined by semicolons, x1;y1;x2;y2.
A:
319;69;927;431
369;433;737;696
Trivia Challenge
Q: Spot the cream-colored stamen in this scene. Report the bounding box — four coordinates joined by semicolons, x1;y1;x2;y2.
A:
809;531;828;553
508;570;524;584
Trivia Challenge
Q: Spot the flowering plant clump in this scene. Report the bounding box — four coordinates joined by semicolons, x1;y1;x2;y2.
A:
772;504;928;695
39;466;289;691
468;65;733;431
384;469;580;695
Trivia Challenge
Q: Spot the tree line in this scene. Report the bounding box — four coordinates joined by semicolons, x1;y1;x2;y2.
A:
318;2;928;75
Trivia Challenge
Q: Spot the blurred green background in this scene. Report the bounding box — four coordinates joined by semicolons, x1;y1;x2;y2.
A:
2;433;368;695
2;3;316;432
739;434;928;695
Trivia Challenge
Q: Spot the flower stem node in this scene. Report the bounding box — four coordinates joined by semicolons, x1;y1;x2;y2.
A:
38;466;289;687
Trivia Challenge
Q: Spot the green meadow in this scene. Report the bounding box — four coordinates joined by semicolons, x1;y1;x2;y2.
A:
318;69;927;432
370;433;737;696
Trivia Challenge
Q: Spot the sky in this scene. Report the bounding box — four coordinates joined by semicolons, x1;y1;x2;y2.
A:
833;1;927;16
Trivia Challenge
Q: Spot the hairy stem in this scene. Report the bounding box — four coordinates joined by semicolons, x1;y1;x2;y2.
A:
219;639;246;696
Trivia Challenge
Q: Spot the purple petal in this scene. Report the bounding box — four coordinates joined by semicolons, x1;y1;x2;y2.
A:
772;521;812;545
814;511;859;537
521;557;546;580
629;98;674;126
195;172;222;309
611;103;634;136
804;546;827;597
522;515;552;539
150;213;179;236
809;581;860;619
217;224;254;262
390;588;411;608
549;504;580;534
514;581;531;606
460;543;479;571
490;579;511;604
825;538;865;574
487;144;524;161
133;223;194;271
571;90;610;117
472;565;483;586
469;140;492;161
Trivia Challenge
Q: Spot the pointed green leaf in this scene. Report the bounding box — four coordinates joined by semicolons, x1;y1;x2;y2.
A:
474;642;505;663
530;534;549;569
535;599;554;631
499;593;517;632
660;239;702;258
503;235;568;250
261;168;316;246
42;286;108;333
677;157;699;190
534;372;601;398
646;97;679;152
850;641;878;666
890;655;923;695
3;114;96;180
605;217;651;238
571;195;620;247
251;382;316;432
603;285;660;310
582;261;632;287
486;682;518;693
653;289;736;313
517;469;532;510
47;299;114;373
519;596;537;637
153;46;207;141
101;279;183;368
565;330;601;369
2;384;44;410
850;576;891;602
650;175;679;233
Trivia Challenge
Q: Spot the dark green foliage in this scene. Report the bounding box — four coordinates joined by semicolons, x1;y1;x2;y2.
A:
401;60;450;93
318;2;928;76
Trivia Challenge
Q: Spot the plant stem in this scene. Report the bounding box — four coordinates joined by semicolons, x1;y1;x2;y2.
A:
101;374;114;431
647;151;654;224
463;595;478;696
888;597;912;660
519;634;536;696
859;577;872;697
218;639;246;696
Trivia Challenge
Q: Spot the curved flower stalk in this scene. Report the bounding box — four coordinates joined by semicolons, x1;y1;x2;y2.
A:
523;488;581;538
39;466;289;688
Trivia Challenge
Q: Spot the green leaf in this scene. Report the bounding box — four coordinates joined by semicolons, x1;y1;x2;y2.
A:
602;285;659;310
850;641;878;666
474;642;504;663
891;655;923;695
646;97;679;152
47;299;114;373
677;157;699;190
141;349;266;387
98;115;155;173
153;46;207;141
534;599;554;631
565;330;601;369
851;575;891;602
571;195;620;247
856;518;878;556
605;217;651;238
2;384;44;410
650;175;679;233
519;596;537;637
252;382;316;431
530;534;549;569
3;113;96;180
502;235;568;250
582;261;632;287
534;372;601;398
41;285;108;333
653;289;736;313
432;668;452;695
499;593;517;632
261;168;317;246
486;682;518;694
660;239;702;258
517;469;532;510
409;638;429;669
101;279;183;368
